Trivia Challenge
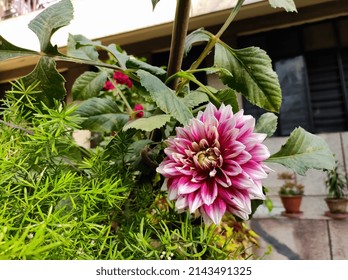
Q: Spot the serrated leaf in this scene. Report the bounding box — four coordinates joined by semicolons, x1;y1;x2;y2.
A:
123;114;172;132
184;28;212;56
75;97;129;132
215;44;282;113
152;0;161;10
183;90;209;108
137;70;193;125
28;0;74;53
72;71;108;100
0;36;39;61
105;44;129;69
267;127;335;175
127;58;166;76
76;40;129;69
254;112;278;137
22;57;66;107
215;88;239;112
269;0;297;12
67;34;99;61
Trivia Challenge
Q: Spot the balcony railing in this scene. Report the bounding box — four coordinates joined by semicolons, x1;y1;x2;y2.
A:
0;0;58;20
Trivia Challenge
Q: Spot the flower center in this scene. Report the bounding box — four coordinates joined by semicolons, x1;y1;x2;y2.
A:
194;147;221;171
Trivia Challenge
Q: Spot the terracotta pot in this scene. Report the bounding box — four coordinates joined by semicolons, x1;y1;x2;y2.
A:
325;198;348;214
280;195;303;213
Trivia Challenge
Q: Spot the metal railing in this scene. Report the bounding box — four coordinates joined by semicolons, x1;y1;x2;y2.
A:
0;0;59;20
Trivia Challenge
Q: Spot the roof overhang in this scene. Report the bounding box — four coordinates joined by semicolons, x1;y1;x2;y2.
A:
0;0;345;81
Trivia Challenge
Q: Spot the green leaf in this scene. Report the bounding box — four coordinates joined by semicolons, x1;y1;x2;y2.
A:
28;0;74;53
267;127;335;175
183;90;209;108
105;44;129;69
67;34;99;61
0;36;39;61
268;0;297;12
137;70;193;125
22;57;66;107
123;115;172;132
75;97;129;132
152;0;161;10
215;88;239;112
76;40;129;69
126;58;166;77
72;71;108;100
184;28;211;56
254;112;278;137
215;44;282;113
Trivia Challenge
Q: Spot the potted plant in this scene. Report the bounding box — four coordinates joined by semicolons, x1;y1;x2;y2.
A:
278;172;304;216
324;162;348;217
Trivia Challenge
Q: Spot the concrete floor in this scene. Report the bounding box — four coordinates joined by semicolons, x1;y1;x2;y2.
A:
250;199;348;260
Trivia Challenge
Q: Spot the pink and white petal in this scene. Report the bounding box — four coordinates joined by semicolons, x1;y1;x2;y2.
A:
227;205;250;220
220;128;239;148
200;103;217;123
161;178;169;191
229;189;252;213
218;104;233;123
233;151;252;165
202;199;226;225
248;144;270;162
242;133;267;150
230;174;253;190
177;177;201;195
249;188;266;200
200;180;218;205
189;119;206;141
243;160;268;180
191;171;207;183
262;163;274;173
175;126;192;141
215;170;232;188
200;209;213;225
236;118;255;139
218;187;234;203
222;160;242;177
175;195;188;211
167;184;179;200
156;162;181;177
223;141;245;159
188;192;204;213
205;124;219;144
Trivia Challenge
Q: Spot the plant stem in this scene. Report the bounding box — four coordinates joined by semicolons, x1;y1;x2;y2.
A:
215;0;245;39
167;0;192;90
189;0;245;71
0;119;34;135
109;78;133;114
149;0;192;144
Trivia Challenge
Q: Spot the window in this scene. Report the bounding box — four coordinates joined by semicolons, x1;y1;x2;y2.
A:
238;17;348;135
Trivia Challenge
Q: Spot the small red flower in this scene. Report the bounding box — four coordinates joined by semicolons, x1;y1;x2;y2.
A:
113;71;133;88
134;104;144;118
103;80;115;91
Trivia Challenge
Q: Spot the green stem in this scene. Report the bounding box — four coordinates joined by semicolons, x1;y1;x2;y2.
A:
0;119;34;135
189;0;245;71
215;0;245;39
109;78;133;114
149;0;192;144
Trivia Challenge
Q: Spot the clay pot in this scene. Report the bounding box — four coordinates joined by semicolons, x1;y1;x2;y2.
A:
325;198;348;214
280;195;303;213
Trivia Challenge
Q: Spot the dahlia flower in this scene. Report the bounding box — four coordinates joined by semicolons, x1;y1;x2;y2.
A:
156;103;270;225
